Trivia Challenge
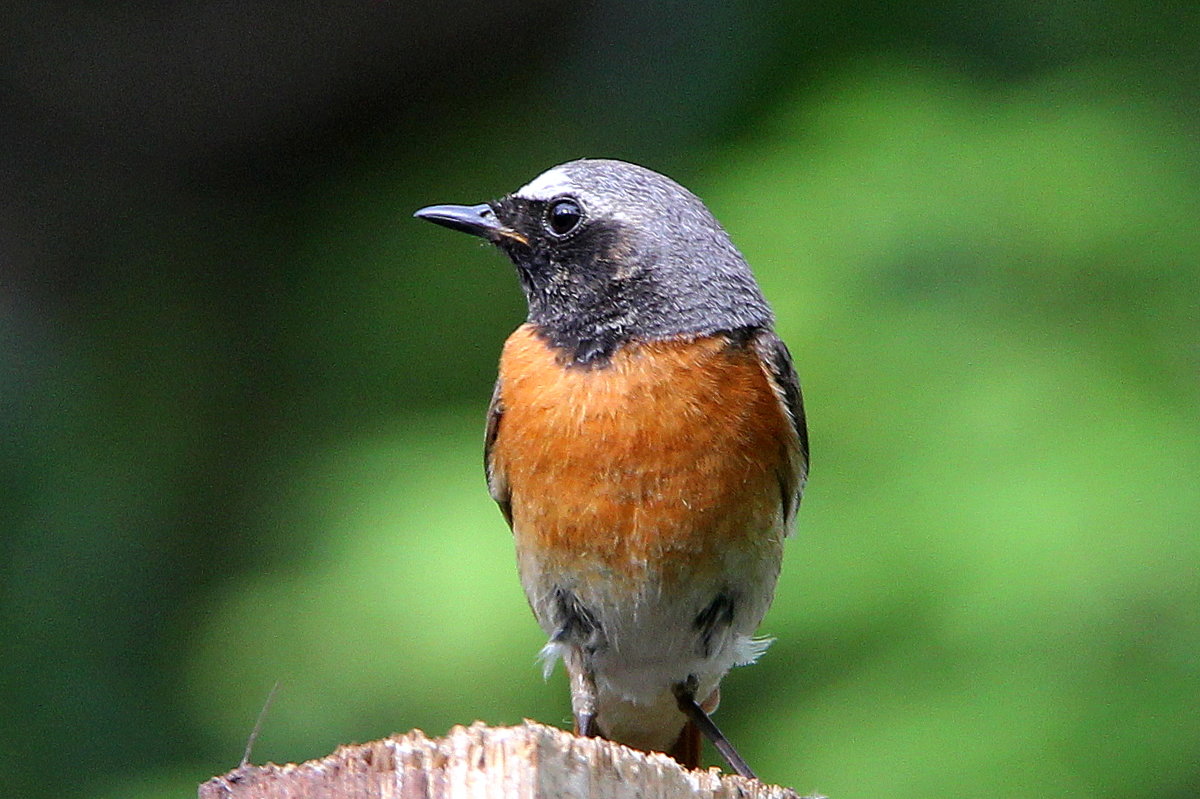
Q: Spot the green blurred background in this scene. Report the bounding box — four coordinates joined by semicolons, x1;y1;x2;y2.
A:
2;2;1198;798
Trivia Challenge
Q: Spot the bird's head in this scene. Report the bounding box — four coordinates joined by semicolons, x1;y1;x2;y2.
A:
415;159;772;365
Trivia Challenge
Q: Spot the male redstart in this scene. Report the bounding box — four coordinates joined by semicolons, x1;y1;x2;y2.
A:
415;159;807;779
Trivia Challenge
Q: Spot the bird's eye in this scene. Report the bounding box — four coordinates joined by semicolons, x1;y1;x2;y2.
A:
545;198;583;236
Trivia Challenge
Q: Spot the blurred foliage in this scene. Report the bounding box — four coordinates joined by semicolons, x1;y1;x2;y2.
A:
2;3;1198;799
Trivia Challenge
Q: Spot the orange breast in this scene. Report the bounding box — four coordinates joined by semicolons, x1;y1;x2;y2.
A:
490;324;790;587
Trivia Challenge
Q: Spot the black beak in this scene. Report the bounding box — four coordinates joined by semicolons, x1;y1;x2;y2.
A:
413;203;528;245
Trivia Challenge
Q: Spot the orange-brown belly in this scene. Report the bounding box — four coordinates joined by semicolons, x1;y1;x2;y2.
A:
490;324;789;589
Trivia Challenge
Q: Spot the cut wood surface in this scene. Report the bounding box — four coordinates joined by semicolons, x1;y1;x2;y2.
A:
198;720;821;799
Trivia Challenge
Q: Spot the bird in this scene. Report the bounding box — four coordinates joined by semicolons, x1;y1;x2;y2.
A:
414;159;807;779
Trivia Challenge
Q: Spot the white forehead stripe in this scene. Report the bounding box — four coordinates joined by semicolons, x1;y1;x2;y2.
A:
517;166;574;200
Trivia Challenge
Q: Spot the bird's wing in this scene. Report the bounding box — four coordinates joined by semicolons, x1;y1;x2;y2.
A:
752;329;809;532
484;378;513;528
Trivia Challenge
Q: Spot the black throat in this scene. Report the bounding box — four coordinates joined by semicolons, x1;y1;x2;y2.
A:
517;255;642;366
499;211;655;366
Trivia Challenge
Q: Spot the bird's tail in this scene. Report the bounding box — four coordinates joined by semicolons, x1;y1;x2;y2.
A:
667;720;702;769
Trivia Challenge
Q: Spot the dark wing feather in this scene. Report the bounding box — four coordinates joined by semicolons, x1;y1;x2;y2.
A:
752;329;809;531
484;379;513;527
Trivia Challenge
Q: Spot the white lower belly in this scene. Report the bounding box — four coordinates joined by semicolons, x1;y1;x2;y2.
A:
526;550;780;752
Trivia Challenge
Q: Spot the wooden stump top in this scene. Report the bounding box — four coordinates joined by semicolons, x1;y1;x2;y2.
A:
199;721;818;799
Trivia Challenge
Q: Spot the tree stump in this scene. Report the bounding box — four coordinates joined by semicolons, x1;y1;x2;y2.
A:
198;720;820;799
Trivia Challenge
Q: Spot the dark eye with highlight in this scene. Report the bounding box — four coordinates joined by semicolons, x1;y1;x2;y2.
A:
545;198;583;236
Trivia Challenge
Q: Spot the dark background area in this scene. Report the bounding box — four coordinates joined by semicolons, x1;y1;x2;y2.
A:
2;3;1198;798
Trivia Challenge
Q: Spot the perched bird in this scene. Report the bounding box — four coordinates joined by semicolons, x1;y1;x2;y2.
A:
415;159;807;779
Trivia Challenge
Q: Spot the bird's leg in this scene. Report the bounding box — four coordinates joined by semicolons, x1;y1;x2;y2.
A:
565;646;599;737
672;676;757;780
